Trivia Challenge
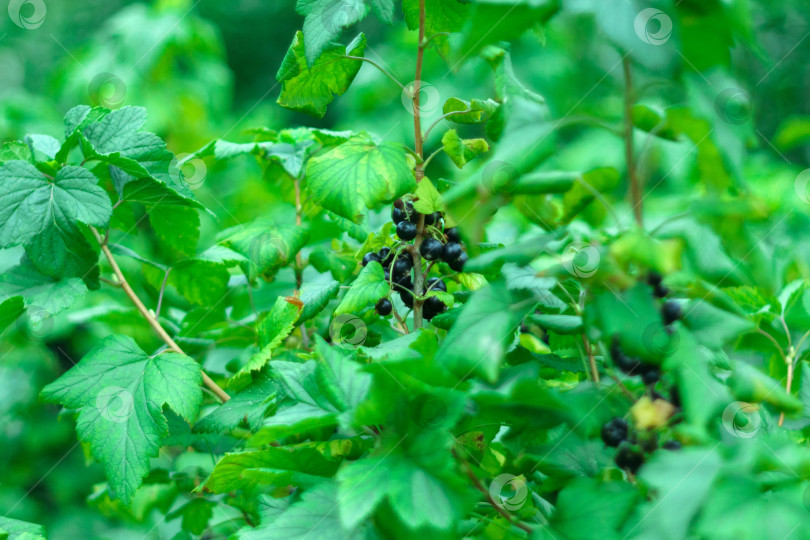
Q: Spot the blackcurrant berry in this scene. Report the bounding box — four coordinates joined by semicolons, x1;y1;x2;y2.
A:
396;221;417;241
426;277;447;292
653;284;670;298
392;206;405;224
614;442;644;473
610;341;641;375
442;242;463;263
420;238;443;260
445;227;460;243
448;252;467;272
661;301;682;325
662;440;682;450
423;296;446;320
362;252;381;267
392;256;413;277
395;274;413;289
600;417;628;447
399;288;414;308
375;298;393;316
647;271;663;287
640;364;661;385
424;212;435;226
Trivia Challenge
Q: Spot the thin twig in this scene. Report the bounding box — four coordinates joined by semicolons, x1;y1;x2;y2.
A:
155;267;171;319
411;0;427;329
90;227;230;403
100;277;122;288
581;334;600;385
344;55;405;90
422;146;445;169
623;56;642;228
422;108;471;143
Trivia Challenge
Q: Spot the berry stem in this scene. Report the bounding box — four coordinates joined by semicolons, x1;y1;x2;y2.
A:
90;226;231;403
623;56;642;228
581;334;601;385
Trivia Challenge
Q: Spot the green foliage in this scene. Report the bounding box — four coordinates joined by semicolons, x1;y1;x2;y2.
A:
5;1;810;539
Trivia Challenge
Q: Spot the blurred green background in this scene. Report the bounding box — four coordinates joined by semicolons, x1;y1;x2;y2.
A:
2;0;810;537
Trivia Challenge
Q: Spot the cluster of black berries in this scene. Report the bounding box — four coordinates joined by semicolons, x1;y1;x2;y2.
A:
601;417;682;474
360;198;467;321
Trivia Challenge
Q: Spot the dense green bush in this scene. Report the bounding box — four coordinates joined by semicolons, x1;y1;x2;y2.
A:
3;0;810;538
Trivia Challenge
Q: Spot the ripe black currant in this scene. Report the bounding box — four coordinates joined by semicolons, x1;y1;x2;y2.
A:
442;242;463;263
405;203;419;224
640;364;661;385
662;440;682;450
420;238;443;260
423;296;446;320
392;256;413;278
375;298;393;316
614;442;644;473
647;271;663;287
600;417;628;447
653;284;670;298
392;206;405;224
610;340;641;375
448;252;467;272
445;227;460;243
362;252;381;267
426;277;447;292
661;300;682;325
424;212;435;226
399;288;414;308
396;220;417;241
